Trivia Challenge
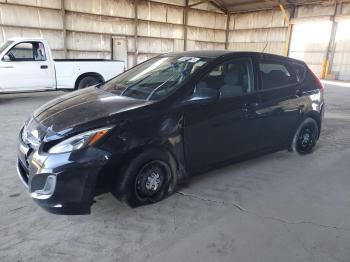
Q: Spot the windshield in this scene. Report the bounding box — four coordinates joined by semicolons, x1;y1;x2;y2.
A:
0;41;14;55
101;55;210;100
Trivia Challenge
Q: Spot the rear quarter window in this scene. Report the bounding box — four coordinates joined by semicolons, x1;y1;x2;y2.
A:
292;63;307;83
259;61;298;90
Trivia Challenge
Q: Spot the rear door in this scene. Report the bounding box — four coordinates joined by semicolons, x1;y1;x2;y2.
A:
184;56;261;171
0;41;55;92
256;57;302;149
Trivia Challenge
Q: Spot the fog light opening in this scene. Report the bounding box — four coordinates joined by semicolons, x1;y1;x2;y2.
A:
30;175;56;200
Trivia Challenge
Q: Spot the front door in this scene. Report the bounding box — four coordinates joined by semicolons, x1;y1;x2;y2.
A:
184;57;261;172
0;41;55;92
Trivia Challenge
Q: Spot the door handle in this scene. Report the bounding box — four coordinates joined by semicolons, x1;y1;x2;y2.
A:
40;65;48;69
242;102;259;112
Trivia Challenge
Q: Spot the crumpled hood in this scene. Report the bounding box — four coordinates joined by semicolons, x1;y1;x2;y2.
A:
33;87;153;134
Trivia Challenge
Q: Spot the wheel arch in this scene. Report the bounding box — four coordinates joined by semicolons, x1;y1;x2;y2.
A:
120;145;179;175
74;72;105;90
288;111;322;150
114;145;178;189
303;111;322;138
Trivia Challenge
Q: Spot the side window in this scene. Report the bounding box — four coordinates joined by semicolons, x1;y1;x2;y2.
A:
259;61;297;89
196;58;254;98
292;62;307;82
34;42;46;61
6;42;46;61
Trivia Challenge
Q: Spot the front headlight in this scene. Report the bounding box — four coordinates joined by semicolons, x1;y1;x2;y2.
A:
48;126;113;154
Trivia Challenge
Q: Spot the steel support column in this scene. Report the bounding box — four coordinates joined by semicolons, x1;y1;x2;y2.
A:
61;0;67;58
279;4;295;57
225;13;230;50
324;3;342;79
183;0;189;51
134;0;139;65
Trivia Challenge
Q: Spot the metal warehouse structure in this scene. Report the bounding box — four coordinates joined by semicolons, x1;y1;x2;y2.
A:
0;0;349;80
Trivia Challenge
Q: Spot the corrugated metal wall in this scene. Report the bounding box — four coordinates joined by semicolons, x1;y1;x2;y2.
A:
228;9;288;56
136;0;184;64
65;0;135;63
186;4;227;51
0;1;65;58
0;0;349;80
0;0;228;68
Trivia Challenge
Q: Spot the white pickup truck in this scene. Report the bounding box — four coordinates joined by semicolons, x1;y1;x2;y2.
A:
0;38;125;93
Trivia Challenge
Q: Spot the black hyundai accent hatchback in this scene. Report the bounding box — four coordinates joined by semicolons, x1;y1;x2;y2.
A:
17;51;324;214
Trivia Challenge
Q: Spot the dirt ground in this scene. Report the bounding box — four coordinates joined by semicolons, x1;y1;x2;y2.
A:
1;83;350;262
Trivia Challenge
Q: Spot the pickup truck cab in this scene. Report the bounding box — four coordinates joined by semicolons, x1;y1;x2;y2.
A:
0;38;124;93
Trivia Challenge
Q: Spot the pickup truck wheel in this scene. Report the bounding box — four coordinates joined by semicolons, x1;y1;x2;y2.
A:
77;76;101;89
113;149;177;208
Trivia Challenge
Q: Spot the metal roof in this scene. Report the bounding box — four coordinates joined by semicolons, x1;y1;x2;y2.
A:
204;0;336;13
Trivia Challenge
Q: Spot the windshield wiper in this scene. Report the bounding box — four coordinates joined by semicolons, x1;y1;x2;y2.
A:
147;73;180;100
120;73;154;97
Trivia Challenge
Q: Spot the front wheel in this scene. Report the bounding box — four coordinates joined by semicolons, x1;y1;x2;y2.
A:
291;117;319;154
113;149;177;207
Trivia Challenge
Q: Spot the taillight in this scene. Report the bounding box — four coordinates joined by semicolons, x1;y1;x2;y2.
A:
310;69;324;91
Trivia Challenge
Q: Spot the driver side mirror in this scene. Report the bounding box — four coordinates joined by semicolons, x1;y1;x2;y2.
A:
189;86;220;102
2;55;11;62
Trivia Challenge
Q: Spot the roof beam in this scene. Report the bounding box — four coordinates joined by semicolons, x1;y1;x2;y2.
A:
225;0;298;13
188;0;208;8
226;0;279;13
210;0;228;13
188;0;227;13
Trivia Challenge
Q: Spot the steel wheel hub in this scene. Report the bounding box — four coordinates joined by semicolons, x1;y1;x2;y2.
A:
145;172;161;191
297;124;317;153
301;132;310;145
135;160;170;199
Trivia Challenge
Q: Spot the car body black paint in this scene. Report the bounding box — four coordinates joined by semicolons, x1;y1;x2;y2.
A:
16;51;325;214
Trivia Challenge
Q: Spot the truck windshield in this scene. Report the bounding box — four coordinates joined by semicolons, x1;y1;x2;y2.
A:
101;55;210;100
0;41;14;54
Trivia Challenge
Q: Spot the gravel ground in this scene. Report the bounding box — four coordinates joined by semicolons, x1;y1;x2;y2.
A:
0;83;350;262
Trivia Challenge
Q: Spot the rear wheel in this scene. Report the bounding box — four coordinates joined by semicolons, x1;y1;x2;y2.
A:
77;76;101;89
113;149;177;207
291;118;319;154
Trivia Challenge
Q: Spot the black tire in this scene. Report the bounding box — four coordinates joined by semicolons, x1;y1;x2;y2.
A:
291;117;319;155
77;76;101;89
113;149;177;207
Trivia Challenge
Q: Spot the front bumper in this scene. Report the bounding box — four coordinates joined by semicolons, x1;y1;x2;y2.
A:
17;138;111;215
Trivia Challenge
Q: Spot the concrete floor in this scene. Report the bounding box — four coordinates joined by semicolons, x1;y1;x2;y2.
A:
1;83;350;262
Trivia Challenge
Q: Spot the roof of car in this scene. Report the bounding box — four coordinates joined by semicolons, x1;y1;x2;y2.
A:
162;50;305;64
165;50;232;58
